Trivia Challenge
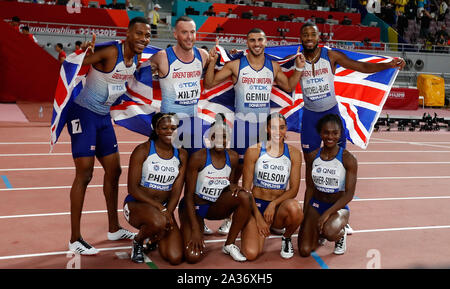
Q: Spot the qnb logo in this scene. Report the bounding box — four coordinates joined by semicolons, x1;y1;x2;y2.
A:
67;0;82;14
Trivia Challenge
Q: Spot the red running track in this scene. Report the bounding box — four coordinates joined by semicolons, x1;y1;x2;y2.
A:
0;124;450;269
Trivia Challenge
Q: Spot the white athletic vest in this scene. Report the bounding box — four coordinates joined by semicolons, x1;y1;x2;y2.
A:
195;149;231;202
75;41;138;115
234;55;274;121
159;46;203;117
300;47;337;112
253;142;291;190
140;140;180;191
311;147;346;194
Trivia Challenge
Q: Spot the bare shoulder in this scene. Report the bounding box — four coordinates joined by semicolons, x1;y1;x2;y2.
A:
245;142;262;157
190;148;207;163
198;46;210;64
150;48;167;62
342;149;357;167
227;148;239;159
131;141;150;159
287;144;301;159
178;147;189;163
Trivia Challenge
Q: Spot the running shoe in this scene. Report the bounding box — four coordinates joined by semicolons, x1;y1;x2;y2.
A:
280;237;294;259
222;244;246;262
69;238;99;255
318;237;326;246
131;240;145;263
203;223;214;235
143;239;158;253
217;218;232;235
333;229;347;255
107;228;136;241
345;223;353;235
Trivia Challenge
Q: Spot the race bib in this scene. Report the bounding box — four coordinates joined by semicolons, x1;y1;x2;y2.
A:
243;84;271;108
106;83;127;105
197;177;230;202
302;77;331;102
174;80;200;106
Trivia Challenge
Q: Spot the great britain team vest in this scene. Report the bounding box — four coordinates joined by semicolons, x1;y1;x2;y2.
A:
140;140;180;191
234;55;274;121
300;47;337;112
195;149;231;202
311;147;346;193
253;142;291;190
75;41;138;115
159;46;203;117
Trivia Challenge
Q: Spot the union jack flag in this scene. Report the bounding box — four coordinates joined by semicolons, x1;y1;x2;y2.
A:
50;43;398;150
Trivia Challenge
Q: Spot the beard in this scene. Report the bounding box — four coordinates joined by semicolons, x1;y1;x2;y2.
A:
302;43;318;54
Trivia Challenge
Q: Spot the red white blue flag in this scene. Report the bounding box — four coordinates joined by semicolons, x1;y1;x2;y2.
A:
51;43;398;150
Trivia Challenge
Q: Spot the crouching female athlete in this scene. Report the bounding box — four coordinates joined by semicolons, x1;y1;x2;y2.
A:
298;114;357;256
123;112;188;265
178;114;253;263
240;112;303;260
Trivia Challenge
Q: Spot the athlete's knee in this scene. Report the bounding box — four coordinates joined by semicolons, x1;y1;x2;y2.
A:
284;200;304;223
236;189;252;210
323;225;344;242
241;244;259;261
106;165;122;180
167;251;184;265
298;243;313;257
75;169;94;185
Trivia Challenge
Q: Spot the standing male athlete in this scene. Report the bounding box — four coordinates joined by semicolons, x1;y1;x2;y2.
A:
204;28;305;183
204;28;305;235
298;22;405;237
298;22;405;175
66;17;151;255
150;16;211;153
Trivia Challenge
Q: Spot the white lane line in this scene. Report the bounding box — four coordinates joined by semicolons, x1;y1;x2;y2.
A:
352;225;450;234
1;225;450;261
2;195;449;220
0;141;142;145
0;152;132;157
0;166;128;172
2;151;450;157
371;138;450;149
3;161;450;172
1;175;450;192
0;246;133;261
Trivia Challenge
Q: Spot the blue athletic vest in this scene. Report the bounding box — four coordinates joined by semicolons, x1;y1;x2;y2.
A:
195;149;232;202
300;47;337;112
234;55;274;122
253;142;291;190
75;42;138;115
311;147;346;193
140;140;180;191
159;46;203;117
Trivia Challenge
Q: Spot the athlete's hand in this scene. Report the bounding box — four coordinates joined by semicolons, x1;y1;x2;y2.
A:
186;230;206;257
161;209;174;232
317;212;331;235
263;202;276;225
81;33;96;55
151;62;159;76
208;38;220;64
228;48;239;55
389;57;405;70
256;214;271;237
295;46;306;70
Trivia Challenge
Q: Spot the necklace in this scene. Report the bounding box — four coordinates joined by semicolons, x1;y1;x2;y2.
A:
306;48;320;77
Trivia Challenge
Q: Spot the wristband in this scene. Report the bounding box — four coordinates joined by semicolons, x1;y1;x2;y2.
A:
295;66;304;72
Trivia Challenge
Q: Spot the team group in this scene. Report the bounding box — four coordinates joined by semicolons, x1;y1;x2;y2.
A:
64;16;405;265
